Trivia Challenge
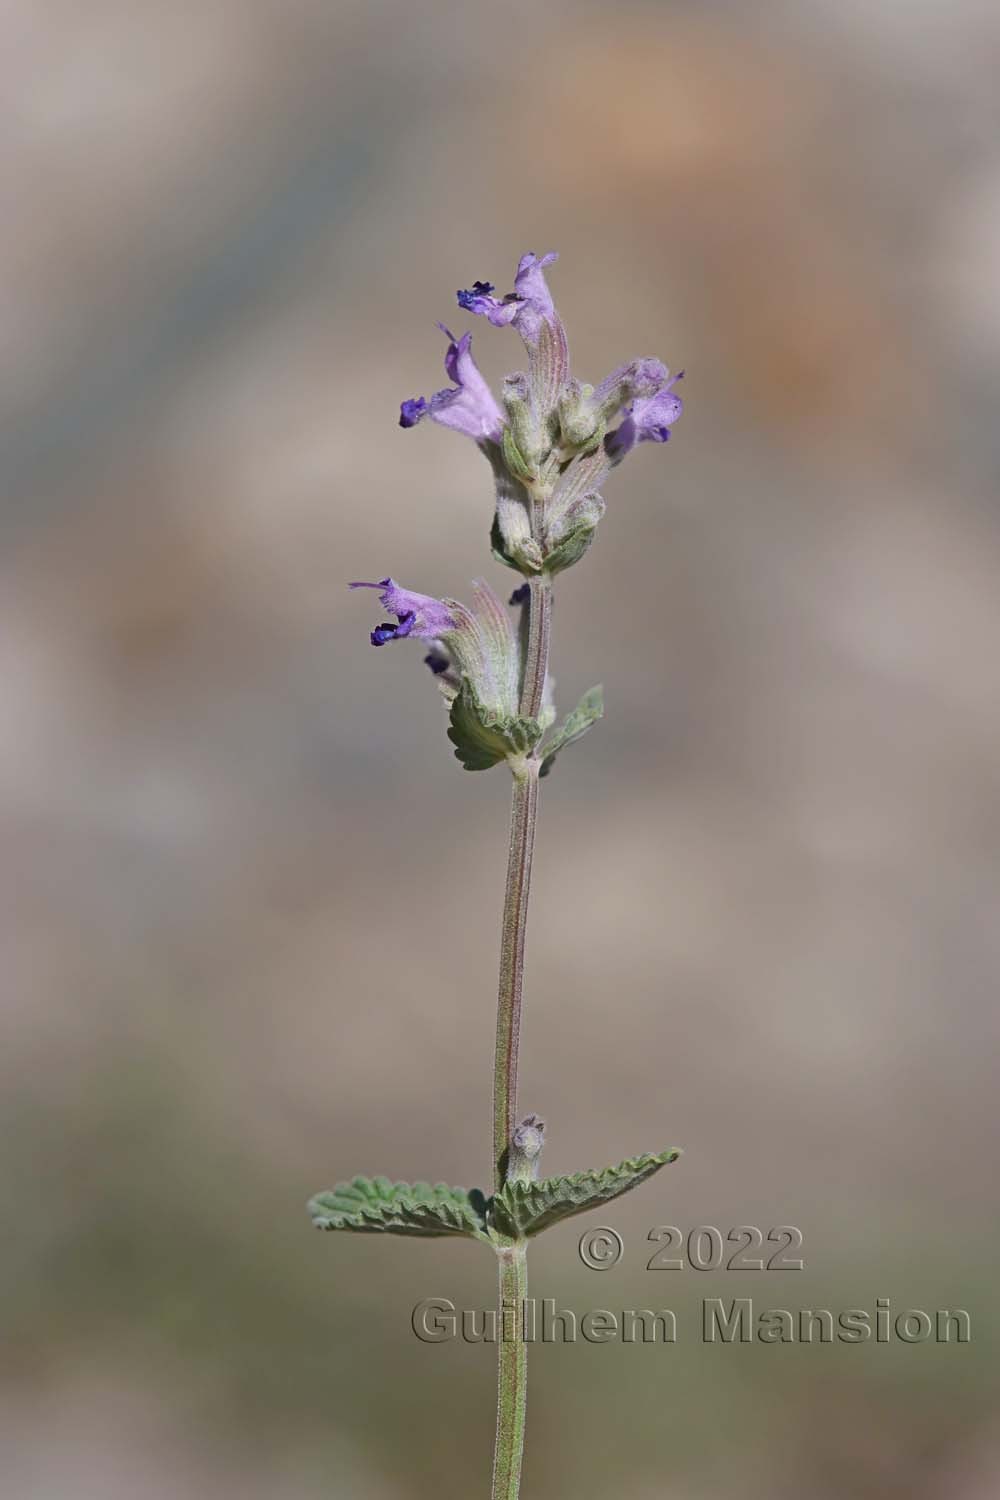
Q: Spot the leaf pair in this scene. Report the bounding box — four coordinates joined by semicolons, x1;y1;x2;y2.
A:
448;679;604;776
309;1147;680;1246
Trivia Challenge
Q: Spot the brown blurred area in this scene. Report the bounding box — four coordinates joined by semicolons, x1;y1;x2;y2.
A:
3;1;999;1495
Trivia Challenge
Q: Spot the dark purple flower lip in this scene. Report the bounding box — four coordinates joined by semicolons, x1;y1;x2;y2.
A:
371;612;416;646
457;279;497;310
350;578;459;649
399;397;428;428
424;649;450;675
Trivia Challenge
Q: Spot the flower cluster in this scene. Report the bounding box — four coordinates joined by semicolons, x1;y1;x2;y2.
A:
354;252;682;769
397;251;683;575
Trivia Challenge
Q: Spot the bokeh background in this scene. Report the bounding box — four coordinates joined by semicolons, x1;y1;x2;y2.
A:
3;1;1000;1495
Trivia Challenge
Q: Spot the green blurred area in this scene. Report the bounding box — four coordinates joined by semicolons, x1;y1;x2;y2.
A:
2;0;999;1495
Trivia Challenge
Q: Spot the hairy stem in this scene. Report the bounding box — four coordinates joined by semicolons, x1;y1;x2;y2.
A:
492;762;540;1190
493;570;552;1187
519;573;553;722
491;1243;529;1500
490;572;552;1500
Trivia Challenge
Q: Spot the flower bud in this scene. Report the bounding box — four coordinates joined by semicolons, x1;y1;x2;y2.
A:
543;493;606;575
489;458;544;574
506;1114;546;1184
557;379;605;453
502;373;547;480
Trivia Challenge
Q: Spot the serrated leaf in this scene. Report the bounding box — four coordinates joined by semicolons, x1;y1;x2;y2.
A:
491;1148;681;1238
447;684;511;770
309;1176;491;1241
447;682;543;772
539;685;604;777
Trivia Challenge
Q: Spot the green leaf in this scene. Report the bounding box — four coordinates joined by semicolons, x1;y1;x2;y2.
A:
491;1148;681;1239
447;682;543;772
309;1176;491;1242
539;684;604;777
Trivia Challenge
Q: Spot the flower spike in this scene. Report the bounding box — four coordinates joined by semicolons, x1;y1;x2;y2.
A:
397;252;683;581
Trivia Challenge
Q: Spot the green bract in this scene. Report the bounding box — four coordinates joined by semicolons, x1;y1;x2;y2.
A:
447;683;544;772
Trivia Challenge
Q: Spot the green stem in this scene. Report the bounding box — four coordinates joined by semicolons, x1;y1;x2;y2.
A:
490;572;552;1500
491;1243;529;1500
518;573;552;722
493;573;551;1188
492;763;540;1191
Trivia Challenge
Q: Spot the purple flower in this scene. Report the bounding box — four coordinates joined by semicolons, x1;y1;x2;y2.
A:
349;579;458;647
593;358;670;418
508;252;559;342
399;326;503;444
352;576;524;724
605;372;684;463
455;280;509;321
459;251;568;415
458;252;560;347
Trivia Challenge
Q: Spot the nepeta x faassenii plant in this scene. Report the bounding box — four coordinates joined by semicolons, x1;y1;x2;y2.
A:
310;252;684;1498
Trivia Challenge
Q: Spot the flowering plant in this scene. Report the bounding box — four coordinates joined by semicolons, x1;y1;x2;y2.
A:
310;252;684;1498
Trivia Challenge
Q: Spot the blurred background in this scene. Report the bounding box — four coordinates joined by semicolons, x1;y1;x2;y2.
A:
3;0;999;1495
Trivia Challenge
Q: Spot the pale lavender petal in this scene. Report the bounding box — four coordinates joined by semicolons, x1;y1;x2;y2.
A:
456;279;519;328
349;578;458;646
458;252;567;410
605;373;684;463
458;253;560;343
593;358;669;417
458;251;560;346
399;328;503;443
509;252;558;341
